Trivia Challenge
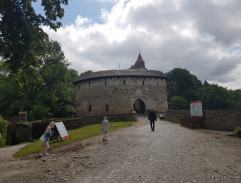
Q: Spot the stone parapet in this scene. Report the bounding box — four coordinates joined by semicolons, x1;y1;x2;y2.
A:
165;110;241;131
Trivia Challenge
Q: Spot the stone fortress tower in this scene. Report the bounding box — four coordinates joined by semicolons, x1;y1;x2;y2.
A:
74;53;168;117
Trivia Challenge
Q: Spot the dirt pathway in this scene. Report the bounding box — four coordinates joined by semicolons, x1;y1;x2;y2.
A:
0;143;30;160
0;117;241;183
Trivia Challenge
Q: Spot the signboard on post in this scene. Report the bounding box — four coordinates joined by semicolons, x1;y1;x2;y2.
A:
190;100;203;118
55;122;70;140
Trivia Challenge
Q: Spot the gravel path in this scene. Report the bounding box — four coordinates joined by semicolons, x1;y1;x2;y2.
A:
0;116;241;183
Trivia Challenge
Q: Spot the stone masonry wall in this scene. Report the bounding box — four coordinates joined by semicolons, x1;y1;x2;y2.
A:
204;110;241;131
75;76;168;117
166;110;241;131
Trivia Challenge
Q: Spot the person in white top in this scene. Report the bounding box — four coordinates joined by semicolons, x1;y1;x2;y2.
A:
39;121;55;157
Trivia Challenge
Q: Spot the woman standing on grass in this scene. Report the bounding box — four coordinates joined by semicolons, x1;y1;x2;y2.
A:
39;121;55;157
102;116;110;142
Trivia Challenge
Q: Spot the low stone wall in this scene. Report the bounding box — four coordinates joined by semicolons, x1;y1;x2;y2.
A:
204;110;241;131
7;122;17;145
165;110;241;131
165;110;191;124
15;122;32;143
16;114;137;143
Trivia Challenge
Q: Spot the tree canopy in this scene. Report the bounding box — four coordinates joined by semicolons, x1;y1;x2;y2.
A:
0;44;78;121
0;0;82;121
166;68;241;110
0;0;68;72
0;0;69;113
80;70;93;76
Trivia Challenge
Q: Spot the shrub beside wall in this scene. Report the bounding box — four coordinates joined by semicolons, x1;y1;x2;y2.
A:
0;115;8;147
234;127;241;137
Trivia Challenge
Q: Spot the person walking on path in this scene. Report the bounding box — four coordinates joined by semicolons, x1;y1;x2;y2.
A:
102;116;110;142
39;121;55;157
148;110;157;131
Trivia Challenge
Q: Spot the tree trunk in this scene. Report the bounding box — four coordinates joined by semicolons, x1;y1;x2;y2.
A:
19;90;28;112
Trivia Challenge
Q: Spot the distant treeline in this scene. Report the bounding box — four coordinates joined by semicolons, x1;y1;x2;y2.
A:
166;68;241;110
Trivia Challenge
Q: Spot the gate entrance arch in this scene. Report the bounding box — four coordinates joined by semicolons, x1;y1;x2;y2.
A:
133;98;145;114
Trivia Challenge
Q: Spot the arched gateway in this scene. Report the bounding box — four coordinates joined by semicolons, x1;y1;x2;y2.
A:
74;53;168;117
133;98;145;114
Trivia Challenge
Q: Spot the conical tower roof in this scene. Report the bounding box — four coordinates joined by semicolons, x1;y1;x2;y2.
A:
130;53;146;70
137;53;144;62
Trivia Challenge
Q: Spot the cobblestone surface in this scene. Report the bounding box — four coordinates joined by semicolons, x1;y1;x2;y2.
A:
0;116;241;183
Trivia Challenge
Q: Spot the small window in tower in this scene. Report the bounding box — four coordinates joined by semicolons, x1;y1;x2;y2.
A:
143;81;145;85
123;80;126;85
105;81;107;86
106;104;109;112
89;81;90;87
89;105;92;112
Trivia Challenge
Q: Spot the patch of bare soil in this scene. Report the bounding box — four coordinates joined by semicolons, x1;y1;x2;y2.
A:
0;117;240;183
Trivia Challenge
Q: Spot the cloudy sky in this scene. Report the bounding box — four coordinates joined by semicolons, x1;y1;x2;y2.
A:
34;0;241;90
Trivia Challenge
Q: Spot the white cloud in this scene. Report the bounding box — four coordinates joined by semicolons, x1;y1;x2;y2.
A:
43;0;241;89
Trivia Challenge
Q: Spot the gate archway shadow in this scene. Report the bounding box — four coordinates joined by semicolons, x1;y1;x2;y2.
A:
133;98;145;114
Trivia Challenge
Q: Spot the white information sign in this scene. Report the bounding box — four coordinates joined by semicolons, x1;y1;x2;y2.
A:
55;122;69;140
190;100;203;118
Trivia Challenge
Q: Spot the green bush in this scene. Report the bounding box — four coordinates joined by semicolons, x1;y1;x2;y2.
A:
28;104;53;121
0;115;8;146
169;96;189;110
234;127;241;138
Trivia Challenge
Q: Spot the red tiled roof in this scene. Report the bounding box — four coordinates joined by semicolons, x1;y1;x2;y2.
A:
137;53;144;62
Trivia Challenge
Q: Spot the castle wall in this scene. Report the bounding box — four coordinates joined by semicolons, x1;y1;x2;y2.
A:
75;76;168;117
165;110;241;131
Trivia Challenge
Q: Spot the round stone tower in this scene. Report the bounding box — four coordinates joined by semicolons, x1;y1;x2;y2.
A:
74;54;168;117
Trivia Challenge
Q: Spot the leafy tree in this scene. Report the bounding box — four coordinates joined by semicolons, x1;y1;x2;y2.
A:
169;96;189;110
0;61;78;120
0;0;68;70
230;89;241;109
29;67;78;120
167;68;202;101
80;70;93;76
0;40;78;120
0;61;22;116
17;40;69;111
0;0;68;112
199;84;233;110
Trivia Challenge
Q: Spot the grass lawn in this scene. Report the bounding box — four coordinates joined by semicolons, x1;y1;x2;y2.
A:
13;121;135;158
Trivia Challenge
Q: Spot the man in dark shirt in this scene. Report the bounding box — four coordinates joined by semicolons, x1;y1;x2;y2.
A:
148;110;157;131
